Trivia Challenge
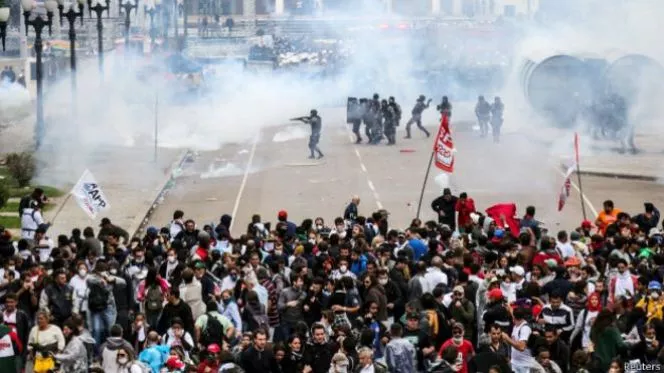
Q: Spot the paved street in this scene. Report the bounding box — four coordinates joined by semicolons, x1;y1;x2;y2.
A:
147;107;664;235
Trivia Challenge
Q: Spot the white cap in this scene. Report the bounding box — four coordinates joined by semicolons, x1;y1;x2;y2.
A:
510;265;525;277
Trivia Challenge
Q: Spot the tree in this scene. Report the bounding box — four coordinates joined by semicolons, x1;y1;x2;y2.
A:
5;152;36;188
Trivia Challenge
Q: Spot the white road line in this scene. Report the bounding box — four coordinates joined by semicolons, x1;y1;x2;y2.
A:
360;164;367;173
367;180;375;191
229;134;260;231
354;148;361;158
553;166;599;218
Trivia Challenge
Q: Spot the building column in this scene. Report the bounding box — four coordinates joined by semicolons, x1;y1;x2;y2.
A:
244;0;256;16
386;0;392;14
275;0;284;14
431;0;440;14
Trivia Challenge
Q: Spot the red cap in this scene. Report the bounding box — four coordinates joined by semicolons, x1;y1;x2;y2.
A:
488;288;503;301
278;210;288;219
207;343;221;353
165;356;185;369
581;220;593;229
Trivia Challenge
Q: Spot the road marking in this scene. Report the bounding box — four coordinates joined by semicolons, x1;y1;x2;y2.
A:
346;128;383;209
229;133;260;231
553;166;599;218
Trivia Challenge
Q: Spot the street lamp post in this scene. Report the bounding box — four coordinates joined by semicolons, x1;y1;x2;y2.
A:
145;5;155;49
0;7;9;52
22;0;55;150
87;0;109;76
57;0;83;106
118;0;137;56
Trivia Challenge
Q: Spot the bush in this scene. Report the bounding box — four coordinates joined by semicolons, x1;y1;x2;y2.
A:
5;152;36;188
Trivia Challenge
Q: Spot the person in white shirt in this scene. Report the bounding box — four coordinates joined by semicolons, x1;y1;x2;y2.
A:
0;258;20;281
20;201;45;240
70;262;90;315
424;256;448;291
502;265;526;303
329;258;357;281
555;231;575;260
502;307;536;373
169;210;185;240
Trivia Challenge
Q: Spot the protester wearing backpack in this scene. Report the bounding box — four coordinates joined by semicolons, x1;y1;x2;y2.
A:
195;301;235;349
86;261;118;345
161;318;195;358
156;288;194;336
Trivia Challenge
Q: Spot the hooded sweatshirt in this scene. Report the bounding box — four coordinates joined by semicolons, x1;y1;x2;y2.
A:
101;336;135;373
0;324;22;373
55;333;95;373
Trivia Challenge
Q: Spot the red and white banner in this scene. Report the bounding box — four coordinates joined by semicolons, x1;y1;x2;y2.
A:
558;133;581;211
558;163;576;211
433;114;455;173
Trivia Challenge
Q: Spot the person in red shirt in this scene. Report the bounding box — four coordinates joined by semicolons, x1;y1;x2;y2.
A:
197;343;222;373
439;322;475;373
455;193;476;233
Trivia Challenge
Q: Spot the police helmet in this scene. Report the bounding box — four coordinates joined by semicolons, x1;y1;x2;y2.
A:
417;95;425;101
442;96;448;101
388;96;395;102
373;93;379;100
310;109;318;116
478;95;484;101
381;99;388;105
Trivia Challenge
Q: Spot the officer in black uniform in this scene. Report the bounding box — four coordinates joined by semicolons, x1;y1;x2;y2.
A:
294;109;324;159
348;98;363;144
361;98;374;143
389;96;402;127
371;99;384;144
405;95;432;138
475;95;491;138
437;96;452;117
382;99;397;145
490;96;504;143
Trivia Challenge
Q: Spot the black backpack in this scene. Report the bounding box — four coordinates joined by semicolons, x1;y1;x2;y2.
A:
87;282;110;312
201;313;224;346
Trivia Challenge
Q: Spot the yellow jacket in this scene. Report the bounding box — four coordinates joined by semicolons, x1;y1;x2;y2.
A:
636;296;664;322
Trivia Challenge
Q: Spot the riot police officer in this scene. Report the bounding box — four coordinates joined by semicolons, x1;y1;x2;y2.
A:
405;95;432;138
348;98;364;144
490;97;504;143
475;95;491;137
361;98;374;143
382;99;397;145
437;96;452;117
389;96;402;127
293;109;324;159
371;99;384;144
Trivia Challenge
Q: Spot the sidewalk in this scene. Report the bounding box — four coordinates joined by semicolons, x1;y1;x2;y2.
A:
516;125;664;181
41;146;187;238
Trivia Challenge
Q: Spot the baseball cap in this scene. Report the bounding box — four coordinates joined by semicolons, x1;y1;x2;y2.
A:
406;312;420;320
99;218;111;227
278;210;288;219
581;220;593;229
207;344;221;353
509;265;525;277
488;288;503;300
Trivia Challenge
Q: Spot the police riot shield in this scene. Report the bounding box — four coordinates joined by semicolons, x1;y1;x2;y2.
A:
347;97;358;124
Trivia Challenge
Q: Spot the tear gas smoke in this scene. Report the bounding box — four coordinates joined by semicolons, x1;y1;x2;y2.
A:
15;0;664;192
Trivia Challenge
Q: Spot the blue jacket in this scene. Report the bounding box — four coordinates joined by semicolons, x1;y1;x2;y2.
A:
351;255;367;276
138;345;170;373
409;239;427;261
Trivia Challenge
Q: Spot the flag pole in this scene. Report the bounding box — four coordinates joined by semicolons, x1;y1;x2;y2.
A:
416;149;436;220
49;194;73;225
574;133;588;221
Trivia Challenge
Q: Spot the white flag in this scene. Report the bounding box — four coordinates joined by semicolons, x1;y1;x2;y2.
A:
71;170;110;219
557;163;577;212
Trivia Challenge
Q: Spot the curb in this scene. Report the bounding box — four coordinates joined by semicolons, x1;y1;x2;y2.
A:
129;149;194;238
558;163;658;182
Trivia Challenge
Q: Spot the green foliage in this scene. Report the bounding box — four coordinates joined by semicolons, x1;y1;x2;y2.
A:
0;182;8;210
5;152;35;188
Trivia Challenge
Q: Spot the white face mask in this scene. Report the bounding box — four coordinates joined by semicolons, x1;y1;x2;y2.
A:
118;357;128;365
78;269;87;277
316;225;323;230
109;269;117;275
453;336;463;344
168;256;177;263
378;278;388;286
339;265;347;273
652;292;660;299
8;266;14;272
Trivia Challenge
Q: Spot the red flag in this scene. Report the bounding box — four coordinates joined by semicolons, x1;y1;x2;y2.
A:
574;132;580;166
433;114;454;173
485;203;519;236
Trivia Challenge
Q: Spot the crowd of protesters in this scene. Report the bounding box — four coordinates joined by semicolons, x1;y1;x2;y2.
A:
0;187;663;373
